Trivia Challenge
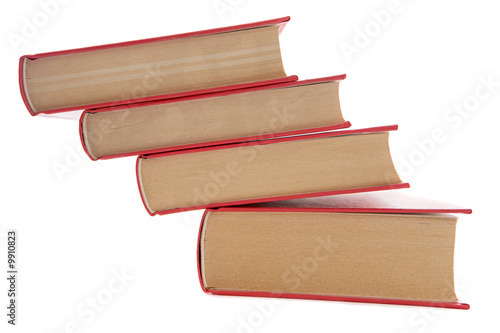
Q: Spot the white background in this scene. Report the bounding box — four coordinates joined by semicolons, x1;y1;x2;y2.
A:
1;0;499;332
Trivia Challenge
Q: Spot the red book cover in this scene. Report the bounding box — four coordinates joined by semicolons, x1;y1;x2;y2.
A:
197;191;471;309
136;125;410;216
80;75;350;160
19;16;294;116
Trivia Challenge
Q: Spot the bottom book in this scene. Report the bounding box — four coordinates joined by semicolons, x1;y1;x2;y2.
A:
197;191;471;309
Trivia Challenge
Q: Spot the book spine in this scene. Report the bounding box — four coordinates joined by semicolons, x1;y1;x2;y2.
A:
197;209;212;294
79;111;97;161
136;156;154;216
18;56;34;116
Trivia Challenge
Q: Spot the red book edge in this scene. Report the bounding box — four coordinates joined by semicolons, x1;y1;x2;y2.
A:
196;210;470;310
80;74;348;160
218;205;473;215
136;125;405;216
19;16;291;116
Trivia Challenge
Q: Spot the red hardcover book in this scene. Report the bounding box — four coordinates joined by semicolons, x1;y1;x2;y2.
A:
197;191;471;309
136;125;409;215
80;75;350;160
19;16;294;115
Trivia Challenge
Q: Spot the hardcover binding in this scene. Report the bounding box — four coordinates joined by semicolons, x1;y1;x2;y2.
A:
19;16;292;116
204;290;470;310
196;197;471;310
80;74;349;160
222;190;474;214
136;124;409;216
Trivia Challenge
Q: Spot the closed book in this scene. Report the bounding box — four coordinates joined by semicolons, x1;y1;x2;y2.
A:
80;75;349;160
20;16;293;115
136;125;408;215
198;191;471;309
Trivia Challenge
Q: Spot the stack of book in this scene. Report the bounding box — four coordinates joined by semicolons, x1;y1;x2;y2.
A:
19;17;471;309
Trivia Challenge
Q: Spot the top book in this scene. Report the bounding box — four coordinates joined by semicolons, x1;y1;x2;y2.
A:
19;17;293;115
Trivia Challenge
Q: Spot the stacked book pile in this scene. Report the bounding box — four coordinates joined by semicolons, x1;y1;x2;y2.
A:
19;17;471;309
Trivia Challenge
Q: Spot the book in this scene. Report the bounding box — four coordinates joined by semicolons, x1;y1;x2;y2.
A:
136;125;408;215
19;17;293;115
197;191;471;309
80;75;350;160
